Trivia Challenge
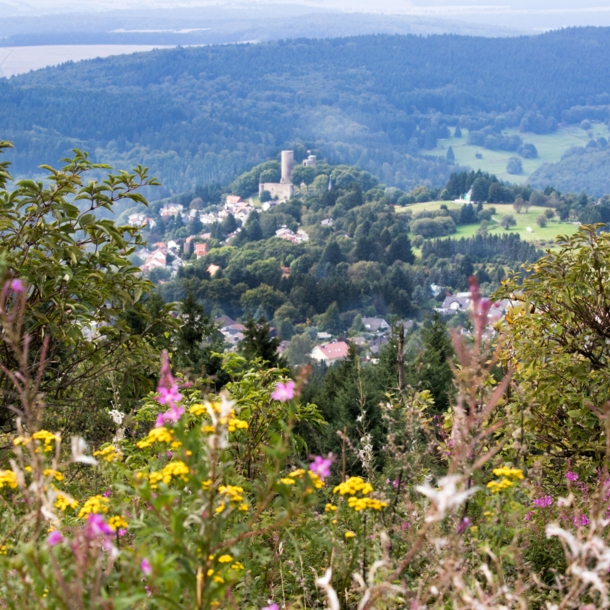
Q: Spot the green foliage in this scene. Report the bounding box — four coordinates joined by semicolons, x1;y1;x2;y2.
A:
238;316;282;368
0;144;176;433
497;226;610;472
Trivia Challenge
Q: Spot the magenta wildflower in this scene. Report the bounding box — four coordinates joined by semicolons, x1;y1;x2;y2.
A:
456;517;471;534
87;514;114;537
141;558;152;575
271;380;295;402
158;384;183;407
533;495;553;508
47;530;63;546
9;279;25;293
309;455;332;480
524;511;534;522
574;514;590;527
155;404;185;428
117;528;127;537
262;605;279;610
566;471;578;482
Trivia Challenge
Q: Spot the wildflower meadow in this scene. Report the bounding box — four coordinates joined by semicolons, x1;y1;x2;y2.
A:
2;147;610;608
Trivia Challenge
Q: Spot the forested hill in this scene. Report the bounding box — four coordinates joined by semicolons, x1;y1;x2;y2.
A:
3;27;610;195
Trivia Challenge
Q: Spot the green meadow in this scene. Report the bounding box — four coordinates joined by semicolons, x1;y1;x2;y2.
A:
431;124;610;184
396;201;580;249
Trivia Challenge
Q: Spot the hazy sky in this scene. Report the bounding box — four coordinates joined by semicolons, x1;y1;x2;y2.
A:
5;0;610;14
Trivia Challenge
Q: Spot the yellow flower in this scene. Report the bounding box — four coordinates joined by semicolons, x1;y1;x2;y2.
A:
218;485;244;502
137;426;175;449
189;403;208;416
308;472;324;489
215;503;226;514
289;469;306;478
280;478;295;486
44;469;64;482
78;495;110;518
347;497;388;512
32;430;60;452
213;576;224;584
147;461;190;489
238;503;249;512
231;562;245;571
0;545;7;555
228;418;249;432
492;467;524;480
108;515;128;531
333;477;373;496
202;425;215;433
325;503;337;512
202;479;213;490
487;479;514;493
207;569;214;576
93;445;122;463
55;492;79;511
344;531;356;539
0;470;18;490
218;555;232;563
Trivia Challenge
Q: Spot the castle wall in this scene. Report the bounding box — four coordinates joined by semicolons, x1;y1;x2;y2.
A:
259;182;294;202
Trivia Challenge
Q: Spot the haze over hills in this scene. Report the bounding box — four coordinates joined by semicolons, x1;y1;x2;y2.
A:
3;28;610;197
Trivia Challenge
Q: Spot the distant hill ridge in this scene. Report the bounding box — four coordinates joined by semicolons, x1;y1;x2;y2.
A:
2;28;610;195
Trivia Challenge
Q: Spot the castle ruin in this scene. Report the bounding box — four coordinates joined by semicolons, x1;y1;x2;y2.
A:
259;150;316;203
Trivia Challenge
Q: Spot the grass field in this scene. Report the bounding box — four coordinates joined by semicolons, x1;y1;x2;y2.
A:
430;124;610;184
396;201;580;248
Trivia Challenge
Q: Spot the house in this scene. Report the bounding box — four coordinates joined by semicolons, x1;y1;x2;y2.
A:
361;317;390;333
215;315;236;330
225;195;242;208
207;264;221;277
199;213;217;225
194;243;208;259
159;204;184;219
321;218;334;227
369;335;389;355
128;213;147;226
141;250;166;273
167;240;180;252
275;226;310;244
310;341;350;364
436;294;472;315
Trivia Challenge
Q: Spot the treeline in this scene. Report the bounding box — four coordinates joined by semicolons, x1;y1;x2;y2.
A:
422;234;541;264
4;28;610;194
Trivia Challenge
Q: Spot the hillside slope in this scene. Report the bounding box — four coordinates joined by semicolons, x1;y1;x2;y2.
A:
3;28;610;195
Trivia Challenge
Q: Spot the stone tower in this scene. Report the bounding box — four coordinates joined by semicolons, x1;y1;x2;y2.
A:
280;150;295;184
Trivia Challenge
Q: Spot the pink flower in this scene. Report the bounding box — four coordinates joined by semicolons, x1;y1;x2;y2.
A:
262;605;279;610
533;495;553;508
574;514;590;527
117;528;127;537
524;511;534;522
155;404;185;428
566;471;578;482
271;381;295;402
87;514;114;537
309;455;332;480
47;530;63;546
141;558;152;575
158;384;183;407
456;517;471;534
9;279;25;293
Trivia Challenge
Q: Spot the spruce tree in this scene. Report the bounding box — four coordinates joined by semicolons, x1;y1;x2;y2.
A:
239;315;282;367
418;312;455;412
